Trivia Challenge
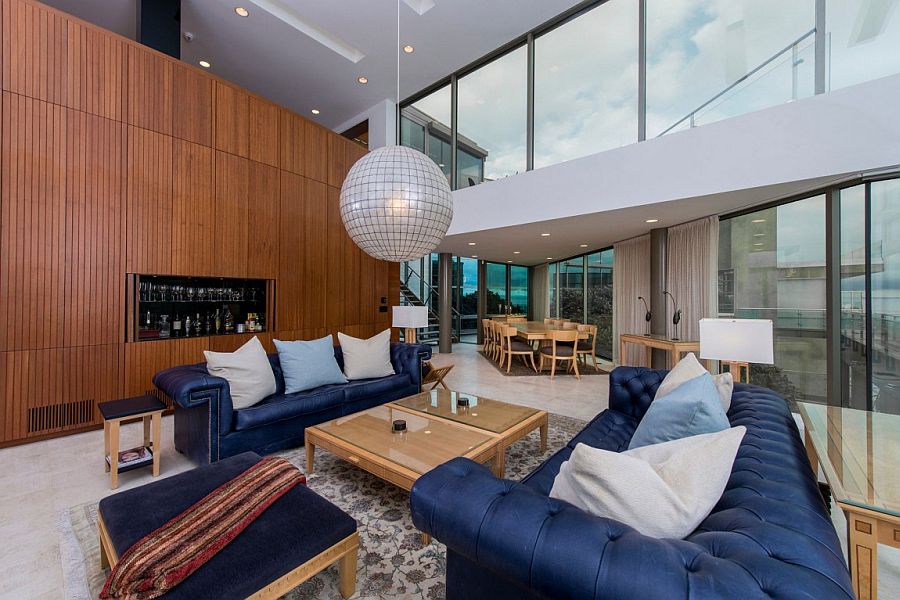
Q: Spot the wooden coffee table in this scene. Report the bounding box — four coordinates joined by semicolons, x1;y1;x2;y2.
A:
305;405;502;492
389;389;548;477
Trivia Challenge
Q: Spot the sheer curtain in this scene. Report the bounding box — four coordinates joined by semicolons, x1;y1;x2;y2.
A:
613;235;651;365
665;216;719;342
532;264;549;322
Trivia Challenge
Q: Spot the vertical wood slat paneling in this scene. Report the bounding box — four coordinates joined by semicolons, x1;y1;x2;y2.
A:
277;171;305;331
303;120;329;184
327;135;366;188
247;161;279;279
209;332;274;353
279;109;305;176
249;96;279;167
64;110;125;347
0;0;68;105
215;82;249;158
126;44;172;135
213;151;250;277
124;338;208;398
303;178;328;329
172;64;213;146
0;92;67;351
66;19;125;121
126;126;173;274
172;140;215;275
325;186;345;329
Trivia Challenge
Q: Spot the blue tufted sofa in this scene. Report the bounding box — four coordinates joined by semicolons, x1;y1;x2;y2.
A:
153;342;431;465
410;366;853;600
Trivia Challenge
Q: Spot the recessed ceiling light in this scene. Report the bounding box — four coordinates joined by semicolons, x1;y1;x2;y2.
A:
754;242;764;246
541;233;551;237
403;44;415;54
357;76;368;84
546;257;553;260
198;60;211;68
234;6;249;17
472;255;478;258
752;219;766;223
468;242;476;246
513;251;520;254
579;244;588;248
311;109;320;115
506;260;513;263
645;218;659;223
754;233;766;237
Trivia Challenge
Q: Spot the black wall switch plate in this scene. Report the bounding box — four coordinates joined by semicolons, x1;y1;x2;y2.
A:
379;306;388;313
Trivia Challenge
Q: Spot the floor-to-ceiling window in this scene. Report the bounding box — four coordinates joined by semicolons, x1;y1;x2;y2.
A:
457;47;527;187
533;0;639;168
839;185;868;409
546;248;614;358
870;179;900;413
718;195;827;405
485;262;509;315
400;85;452;184
509;265;529;314
455;257;479;343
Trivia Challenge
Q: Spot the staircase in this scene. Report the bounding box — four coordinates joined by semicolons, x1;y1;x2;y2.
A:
399;281;459;345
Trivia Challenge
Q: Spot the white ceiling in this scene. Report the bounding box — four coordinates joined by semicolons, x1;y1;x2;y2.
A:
41;0;584;129
437;175;849;266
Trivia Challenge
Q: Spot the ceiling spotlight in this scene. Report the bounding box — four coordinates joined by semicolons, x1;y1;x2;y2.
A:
754;242;764;246
513;251;520;254
541;233;551;237
645;218;659;223
472;255;478;258
546;257;553;261
579;244;588;248
234;6;249;17
468;242;476;246
311;109;320;115
506;260;513;263
357;76;369;84
754;233;766;237
198;60;211;68
403;44;415;54
752;219;766;223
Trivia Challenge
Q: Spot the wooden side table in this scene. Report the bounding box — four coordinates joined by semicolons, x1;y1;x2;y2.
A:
98;395;166;489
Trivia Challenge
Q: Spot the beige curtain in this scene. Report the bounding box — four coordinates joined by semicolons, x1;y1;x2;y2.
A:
532;264;549;322
613;235;651;365
665;216;719;342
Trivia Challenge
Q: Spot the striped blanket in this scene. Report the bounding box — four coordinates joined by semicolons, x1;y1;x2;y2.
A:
101;457;306;600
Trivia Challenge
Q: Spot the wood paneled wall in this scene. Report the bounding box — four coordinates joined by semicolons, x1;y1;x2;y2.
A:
0;0;396;446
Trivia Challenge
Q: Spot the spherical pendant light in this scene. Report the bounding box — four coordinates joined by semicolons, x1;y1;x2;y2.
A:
339;145;453;262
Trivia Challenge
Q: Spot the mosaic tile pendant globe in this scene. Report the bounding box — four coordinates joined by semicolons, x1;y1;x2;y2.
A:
339;145;453;262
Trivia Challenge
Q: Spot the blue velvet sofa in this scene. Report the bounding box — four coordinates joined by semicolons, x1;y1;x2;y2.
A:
410;366;854;600
153;342;432;465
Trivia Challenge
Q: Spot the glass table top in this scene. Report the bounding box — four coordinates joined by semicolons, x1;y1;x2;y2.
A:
312;405;494;476
392;389;541;434
798;402;900;518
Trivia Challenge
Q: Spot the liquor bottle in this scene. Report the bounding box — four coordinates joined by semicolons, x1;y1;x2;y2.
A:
173;314;183;337
194;313;202;337
185;314;193;337
224;307;235;333
215;309;222;335
145;310;152;329
205;312;213;336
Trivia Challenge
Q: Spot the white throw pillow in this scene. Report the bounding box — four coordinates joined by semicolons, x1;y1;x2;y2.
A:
656;352;733;411
204;336;277;410
337;329;395;380
549;426;746;539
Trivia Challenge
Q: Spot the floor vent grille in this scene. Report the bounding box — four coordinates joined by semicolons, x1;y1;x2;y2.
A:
28;399;94;433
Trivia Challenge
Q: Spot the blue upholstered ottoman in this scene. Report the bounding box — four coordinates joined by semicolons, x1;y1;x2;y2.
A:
98;452;359;599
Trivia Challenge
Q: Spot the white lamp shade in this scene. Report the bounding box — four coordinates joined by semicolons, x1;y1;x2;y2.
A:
699;318;774;364
392;306;429;329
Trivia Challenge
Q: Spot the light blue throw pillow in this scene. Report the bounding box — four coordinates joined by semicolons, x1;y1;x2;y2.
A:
274;336;347;394
628;372;730;450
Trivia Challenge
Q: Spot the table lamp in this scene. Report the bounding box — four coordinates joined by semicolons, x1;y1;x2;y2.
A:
699;318;774;383
392;306;428;344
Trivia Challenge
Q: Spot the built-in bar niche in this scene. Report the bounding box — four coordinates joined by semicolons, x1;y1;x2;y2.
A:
126;275;275;342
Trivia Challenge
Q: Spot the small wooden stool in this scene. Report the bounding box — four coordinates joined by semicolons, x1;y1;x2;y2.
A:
422;361;454;390
98;395;166;489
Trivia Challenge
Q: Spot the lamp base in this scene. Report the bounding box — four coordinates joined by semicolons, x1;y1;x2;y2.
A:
404;327;417;344
723;361;750;383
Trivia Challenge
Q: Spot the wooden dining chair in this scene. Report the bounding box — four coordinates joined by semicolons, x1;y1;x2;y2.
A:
562;322;579;330
492;321;505;364
507;316;527;323
543;318;554;324
498;325;538;373
539;329;580;380
481;319;494;357
575;324;600;371
551;319;565;326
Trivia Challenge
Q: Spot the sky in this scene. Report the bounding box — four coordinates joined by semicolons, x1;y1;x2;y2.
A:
405;0;900;181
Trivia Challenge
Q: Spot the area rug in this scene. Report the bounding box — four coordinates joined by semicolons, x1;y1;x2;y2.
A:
58;413;587;600
478;350;607;376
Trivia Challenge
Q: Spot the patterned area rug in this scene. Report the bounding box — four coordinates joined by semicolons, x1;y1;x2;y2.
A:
58;413;587;600
478;350;607;376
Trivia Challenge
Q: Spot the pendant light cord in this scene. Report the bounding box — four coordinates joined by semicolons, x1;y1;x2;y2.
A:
396;0;401;106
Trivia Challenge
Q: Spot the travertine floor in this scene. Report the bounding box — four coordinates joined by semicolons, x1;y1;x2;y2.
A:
1;343;895;599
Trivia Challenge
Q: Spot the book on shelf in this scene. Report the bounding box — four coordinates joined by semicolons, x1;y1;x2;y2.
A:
106;446;153;470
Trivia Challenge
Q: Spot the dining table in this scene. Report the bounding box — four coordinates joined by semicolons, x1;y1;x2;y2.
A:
510;321;589;342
